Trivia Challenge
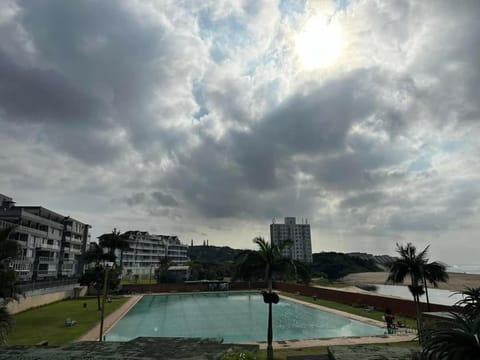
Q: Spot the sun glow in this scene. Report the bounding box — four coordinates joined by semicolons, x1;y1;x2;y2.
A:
295;16;344;69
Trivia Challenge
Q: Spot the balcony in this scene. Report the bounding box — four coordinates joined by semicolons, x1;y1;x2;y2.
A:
9;258;34;271
37;243;60;251
37;256;58;265
36;269;57;277
61;261;75;271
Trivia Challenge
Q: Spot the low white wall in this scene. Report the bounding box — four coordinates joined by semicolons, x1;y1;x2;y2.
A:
7;285;88;314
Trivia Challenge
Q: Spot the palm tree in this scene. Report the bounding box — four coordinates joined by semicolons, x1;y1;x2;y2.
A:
83;242;108;266
387;243;429;338
423;261;449;312
155;256;172;283
98;229;131;266
454;287;480;320
235;237;305;360
422;312;480;360
0;226;19;343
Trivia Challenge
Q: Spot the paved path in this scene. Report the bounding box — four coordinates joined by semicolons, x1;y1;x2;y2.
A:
253;295;416;350
78;295;142;341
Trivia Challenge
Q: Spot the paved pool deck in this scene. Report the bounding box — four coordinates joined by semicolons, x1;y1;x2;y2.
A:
252;294;416;349
78;295;142;341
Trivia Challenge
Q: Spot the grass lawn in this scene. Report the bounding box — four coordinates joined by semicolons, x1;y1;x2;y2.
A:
7;296;129;345
280;291;417;329
121;278;155;285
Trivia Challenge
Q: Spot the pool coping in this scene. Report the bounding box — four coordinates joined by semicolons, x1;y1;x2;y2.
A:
87;291;416;348
78;295;143;341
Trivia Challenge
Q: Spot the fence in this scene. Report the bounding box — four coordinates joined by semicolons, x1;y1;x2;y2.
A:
16;278;80;294
273;282;455;318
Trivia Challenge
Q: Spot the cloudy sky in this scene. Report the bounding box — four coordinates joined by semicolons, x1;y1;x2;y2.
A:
1;0;479;264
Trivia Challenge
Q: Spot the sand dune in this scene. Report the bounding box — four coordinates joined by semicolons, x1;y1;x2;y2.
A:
342;271;480;291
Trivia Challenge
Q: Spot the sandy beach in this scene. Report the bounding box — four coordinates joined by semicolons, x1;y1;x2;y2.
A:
342;271;480;291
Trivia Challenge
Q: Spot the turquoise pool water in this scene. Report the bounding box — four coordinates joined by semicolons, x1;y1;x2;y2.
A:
105;292;384;342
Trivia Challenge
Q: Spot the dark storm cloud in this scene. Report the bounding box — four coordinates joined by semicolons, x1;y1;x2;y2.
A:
0;0;201;164
0;49;101;122
340;191;384;209
151;191;178;207
163;68;415;218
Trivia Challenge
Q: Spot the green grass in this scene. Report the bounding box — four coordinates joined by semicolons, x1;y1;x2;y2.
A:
121;277;155;285
280;291;417;329
6;296;129;345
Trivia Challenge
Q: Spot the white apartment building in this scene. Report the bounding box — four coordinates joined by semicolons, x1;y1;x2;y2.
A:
0;194;90;281
121;231;189;277
270;217;312;263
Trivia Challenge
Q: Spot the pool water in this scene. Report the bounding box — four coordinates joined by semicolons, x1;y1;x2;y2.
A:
105;292;384;342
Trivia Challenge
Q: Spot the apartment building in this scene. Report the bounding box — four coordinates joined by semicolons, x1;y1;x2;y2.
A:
121;231;189;278
0;194;90;281
270;217;312;263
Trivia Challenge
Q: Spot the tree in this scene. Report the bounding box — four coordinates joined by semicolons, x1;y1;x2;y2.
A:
422;296;480;360
98;229;131;266
79;266;121;311
80;241;120;310
387;243;428;339
0;226;19;343
422;313;480;360
422;261;449;312
235;237;308;360
454;287;480;320
83;242;108;266
155;257;172;283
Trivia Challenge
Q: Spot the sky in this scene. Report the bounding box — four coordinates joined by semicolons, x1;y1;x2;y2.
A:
1;0;479;264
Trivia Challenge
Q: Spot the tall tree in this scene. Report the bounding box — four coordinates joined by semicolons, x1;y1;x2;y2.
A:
235;237;309;360
0;226;20;343
387;243;428;340
98;229;131;266
155;256;172;283
83;242;108;266
80;241;118;310
422;260;449;311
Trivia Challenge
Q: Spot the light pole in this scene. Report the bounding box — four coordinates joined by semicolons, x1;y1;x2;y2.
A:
262;291;279;360
99;262;113;342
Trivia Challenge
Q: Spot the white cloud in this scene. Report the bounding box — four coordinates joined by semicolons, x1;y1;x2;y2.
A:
0;0;479;263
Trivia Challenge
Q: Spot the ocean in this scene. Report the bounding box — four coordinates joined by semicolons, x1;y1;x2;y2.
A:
447;264;480;275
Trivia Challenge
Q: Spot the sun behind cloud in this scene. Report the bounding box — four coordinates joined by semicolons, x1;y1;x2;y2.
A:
295;16;344;69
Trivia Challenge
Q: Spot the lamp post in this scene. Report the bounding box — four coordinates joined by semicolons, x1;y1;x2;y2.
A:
262;291;279;360
99;262;113;342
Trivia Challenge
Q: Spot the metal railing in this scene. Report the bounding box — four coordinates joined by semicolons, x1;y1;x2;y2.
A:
16;278;80;293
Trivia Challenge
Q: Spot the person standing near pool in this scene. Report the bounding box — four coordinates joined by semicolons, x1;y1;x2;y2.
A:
384;307;395;333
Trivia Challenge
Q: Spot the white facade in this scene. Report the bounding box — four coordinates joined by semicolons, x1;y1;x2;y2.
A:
270;217;312;263
0;194;90;281
121;231;189;277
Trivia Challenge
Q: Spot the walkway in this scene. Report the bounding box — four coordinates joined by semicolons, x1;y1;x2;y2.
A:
78;295;142;341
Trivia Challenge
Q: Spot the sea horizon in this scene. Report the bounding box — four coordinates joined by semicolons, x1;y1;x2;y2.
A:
446;264;480;275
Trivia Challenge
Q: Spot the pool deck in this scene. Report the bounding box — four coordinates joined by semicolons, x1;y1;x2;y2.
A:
77;292;416;348
78;295;142;341
250;294;417;350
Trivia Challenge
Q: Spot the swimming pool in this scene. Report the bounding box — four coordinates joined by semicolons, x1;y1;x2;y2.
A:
105;292;384;342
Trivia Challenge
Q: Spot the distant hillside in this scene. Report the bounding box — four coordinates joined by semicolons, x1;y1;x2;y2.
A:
347;252;396;269
187;246;383;281
311;252;382;280
187;245;242;262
